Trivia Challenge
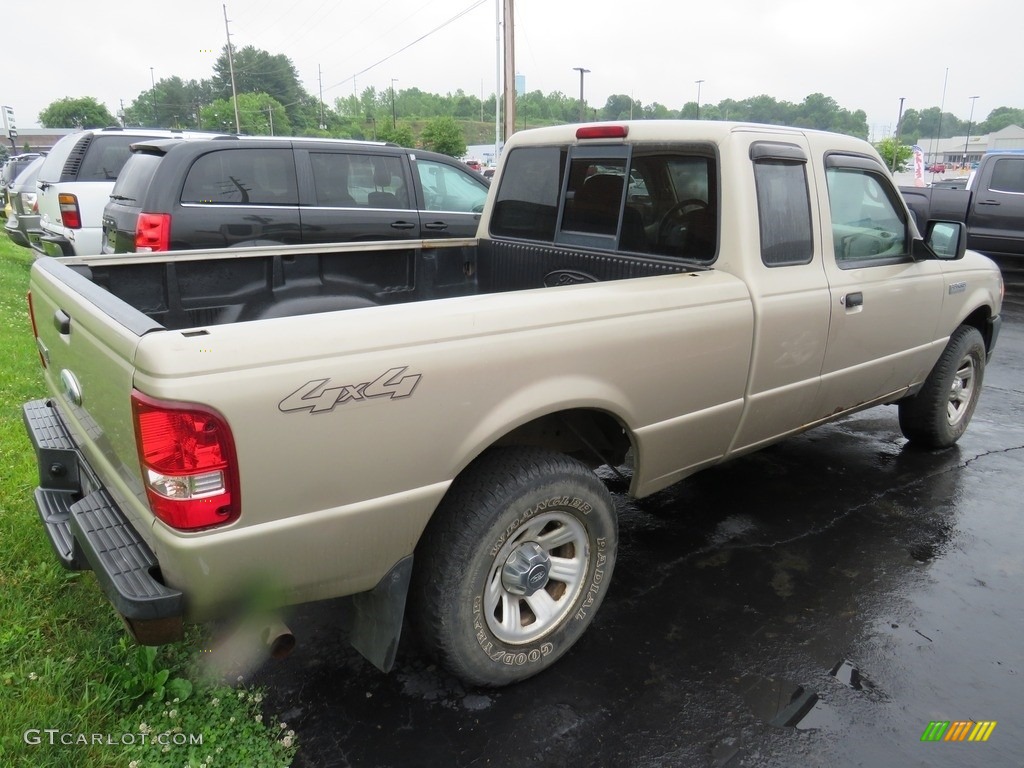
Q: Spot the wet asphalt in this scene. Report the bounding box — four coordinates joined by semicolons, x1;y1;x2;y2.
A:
255;271;1024;768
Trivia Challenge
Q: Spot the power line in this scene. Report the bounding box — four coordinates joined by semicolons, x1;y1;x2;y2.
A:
324;0;488;96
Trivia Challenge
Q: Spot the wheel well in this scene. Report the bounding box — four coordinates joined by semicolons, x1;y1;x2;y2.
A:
491;409;633;471
961;306;994;351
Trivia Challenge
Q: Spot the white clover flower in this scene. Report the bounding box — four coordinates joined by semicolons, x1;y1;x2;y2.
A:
28;672;38;681
129;761;140;768
255;713;263;722
279;722;287;730
139;723;152;735
168;709;178;719
254;693;263;703
211;697;220;707
282;735;294;748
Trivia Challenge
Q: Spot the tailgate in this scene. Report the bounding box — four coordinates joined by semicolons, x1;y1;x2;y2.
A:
27;257;164;535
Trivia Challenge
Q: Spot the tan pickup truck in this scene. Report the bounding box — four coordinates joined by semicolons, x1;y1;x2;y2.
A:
22;121;1003;687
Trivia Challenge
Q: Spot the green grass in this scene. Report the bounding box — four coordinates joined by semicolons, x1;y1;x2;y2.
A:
0;235;296;767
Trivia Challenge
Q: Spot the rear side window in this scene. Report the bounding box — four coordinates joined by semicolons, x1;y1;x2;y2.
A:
490;146;565;241
110;153;163;205
181;148;298;205
76;135;144;182
988;157;1024;194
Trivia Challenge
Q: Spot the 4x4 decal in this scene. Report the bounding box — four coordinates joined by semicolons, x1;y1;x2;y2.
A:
279;367;422;414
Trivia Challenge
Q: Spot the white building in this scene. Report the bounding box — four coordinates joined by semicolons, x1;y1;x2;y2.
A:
918;125;1024;167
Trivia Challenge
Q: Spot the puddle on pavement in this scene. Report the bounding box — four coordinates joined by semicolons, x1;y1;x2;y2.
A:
739;675;839;731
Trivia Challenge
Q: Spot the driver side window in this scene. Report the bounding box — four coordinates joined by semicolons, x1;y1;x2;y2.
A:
826;168;909;264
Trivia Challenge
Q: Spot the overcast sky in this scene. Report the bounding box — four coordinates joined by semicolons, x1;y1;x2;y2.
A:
5;0;1021;139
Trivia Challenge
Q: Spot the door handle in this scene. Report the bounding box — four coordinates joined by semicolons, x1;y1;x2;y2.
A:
423;221;449;231
54;309;71;335
976;199;1000;206
842;292;863;308
389;221;416;230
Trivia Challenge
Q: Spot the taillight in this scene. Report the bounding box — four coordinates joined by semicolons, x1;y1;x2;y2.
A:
135;213;170;252
131;391;240;530
27;291;46;368
58;193;81;228
22;191;37;213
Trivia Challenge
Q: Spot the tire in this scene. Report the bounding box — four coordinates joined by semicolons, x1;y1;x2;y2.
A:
898;325;986;449
410;447;617;687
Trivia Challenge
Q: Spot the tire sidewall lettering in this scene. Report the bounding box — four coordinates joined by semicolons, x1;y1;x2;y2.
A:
489;495;593;558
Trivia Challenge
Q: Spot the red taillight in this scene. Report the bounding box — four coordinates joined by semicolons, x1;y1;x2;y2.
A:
27;291;46;368
131;391;240;530
135;213;171;252
576;125;629;140
58;193;81;228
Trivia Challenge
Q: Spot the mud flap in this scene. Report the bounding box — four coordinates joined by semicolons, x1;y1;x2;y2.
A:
349;555;413;673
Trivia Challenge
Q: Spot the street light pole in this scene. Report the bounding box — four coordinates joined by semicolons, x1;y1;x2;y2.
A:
391;78;398;129
892;96;905;172
695;79;704;120
573;67;590;122
963;96;979;167
150;67;156;125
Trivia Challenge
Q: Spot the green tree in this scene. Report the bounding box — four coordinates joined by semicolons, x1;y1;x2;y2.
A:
38;96;117;128
376;122;416;148
875;137;914;171
199;93;291;135
979;107;1024;133
420;116;466;157
124;76;213;128
212;46;305;127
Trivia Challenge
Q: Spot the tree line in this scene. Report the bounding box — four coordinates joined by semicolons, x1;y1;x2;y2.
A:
36;44;1023;156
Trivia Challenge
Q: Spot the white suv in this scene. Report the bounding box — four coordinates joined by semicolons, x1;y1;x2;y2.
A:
33;127;224;257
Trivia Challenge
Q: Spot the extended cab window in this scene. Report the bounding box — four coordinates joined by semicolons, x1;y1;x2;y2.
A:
751;143;813;267
826;162;909;265
490;146;565;241
181;148;298;205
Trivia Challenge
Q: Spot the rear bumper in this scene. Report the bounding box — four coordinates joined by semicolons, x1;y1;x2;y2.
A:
5;219;30;248
22;398;184;644
37;232;76;257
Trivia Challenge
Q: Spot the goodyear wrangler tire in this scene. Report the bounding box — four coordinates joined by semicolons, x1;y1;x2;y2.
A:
898;325;986;449
411;447;617;687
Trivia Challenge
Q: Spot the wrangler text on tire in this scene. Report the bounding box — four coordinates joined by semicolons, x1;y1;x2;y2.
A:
411;447;618;687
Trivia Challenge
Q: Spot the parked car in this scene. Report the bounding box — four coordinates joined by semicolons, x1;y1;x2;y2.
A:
102;136;491;253
3;155;46;248
32;127;226;257
1;153;42;217
927;162;946;173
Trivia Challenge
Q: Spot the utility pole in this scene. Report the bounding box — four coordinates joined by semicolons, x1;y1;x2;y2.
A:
695;79;704;120
223;4;241;133
391;78;398;129
150;67;156;125
266;106;274;136
573;67;590;122
319;64;326;130
502;0;515;141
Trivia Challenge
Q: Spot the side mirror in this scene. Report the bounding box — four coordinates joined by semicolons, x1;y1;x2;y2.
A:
920;220;967;260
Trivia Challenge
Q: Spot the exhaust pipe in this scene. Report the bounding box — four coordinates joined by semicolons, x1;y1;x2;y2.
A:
261;620;296;659
200;616;296;680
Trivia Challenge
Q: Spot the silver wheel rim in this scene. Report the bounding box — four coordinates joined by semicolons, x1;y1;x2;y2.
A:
484;511;589;645
947;354;977;427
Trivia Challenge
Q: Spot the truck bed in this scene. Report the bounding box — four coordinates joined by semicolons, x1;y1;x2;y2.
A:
59;237;696;331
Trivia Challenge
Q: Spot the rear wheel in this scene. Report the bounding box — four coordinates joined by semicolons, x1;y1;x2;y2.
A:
411;447;617;687
898;325;986;448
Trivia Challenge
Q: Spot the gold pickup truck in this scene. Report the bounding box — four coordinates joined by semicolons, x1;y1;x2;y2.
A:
22;121;1003;687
